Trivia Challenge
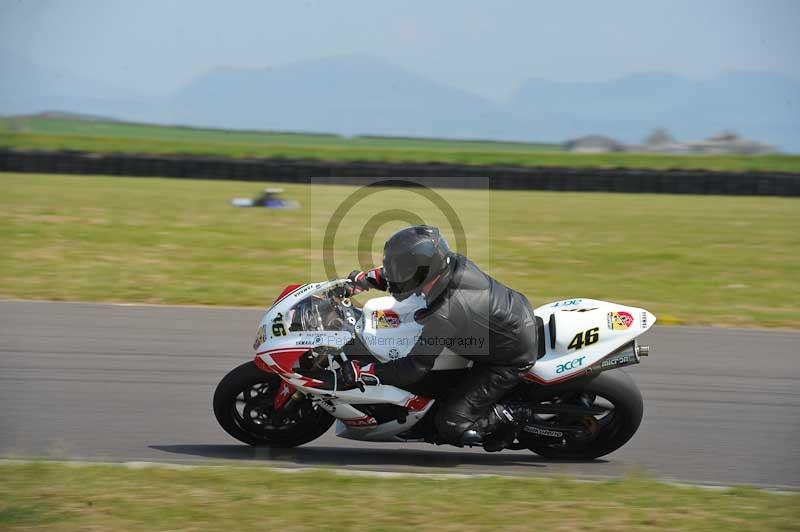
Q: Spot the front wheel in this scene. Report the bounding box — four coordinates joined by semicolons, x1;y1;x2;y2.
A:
517;370;643;460
213;361;334;447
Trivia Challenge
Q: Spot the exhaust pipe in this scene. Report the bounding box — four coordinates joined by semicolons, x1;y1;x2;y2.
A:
587;340;650;375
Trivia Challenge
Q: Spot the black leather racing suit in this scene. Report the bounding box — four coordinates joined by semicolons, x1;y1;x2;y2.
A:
359;254;538;443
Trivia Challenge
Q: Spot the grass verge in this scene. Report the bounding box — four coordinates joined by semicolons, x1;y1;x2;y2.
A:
2;172;798;327
0;462;797;531
2;117;799;172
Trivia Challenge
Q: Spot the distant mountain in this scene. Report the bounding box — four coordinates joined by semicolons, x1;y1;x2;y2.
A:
2;52;799;151
166;55;518;139
0;51;157;120
509;70;800;151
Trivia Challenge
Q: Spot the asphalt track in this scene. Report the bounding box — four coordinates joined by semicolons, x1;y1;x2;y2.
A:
1;300;798;488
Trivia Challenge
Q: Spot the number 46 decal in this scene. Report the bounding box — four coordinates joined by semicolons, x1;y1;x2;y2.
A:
568;327;599;350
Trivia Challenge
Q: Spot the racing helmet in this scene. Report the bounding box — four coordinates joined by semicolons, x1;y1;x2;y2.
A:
382;225;453;302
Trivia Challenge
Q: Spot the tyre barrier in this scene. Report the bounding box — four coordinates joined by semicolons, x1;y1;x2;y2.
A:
1;149;798;196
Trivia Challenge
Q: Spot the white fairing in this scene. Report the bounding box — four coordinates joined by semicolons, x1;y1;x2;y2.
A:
356;295;426;361
527;298;656;384
329;400;435;441
357;295;473;370
253;281;655;442
254;281;438;441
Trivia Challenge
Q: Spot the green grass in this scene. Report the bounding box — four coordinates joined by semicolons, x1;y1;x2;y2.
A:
3;116;799;172
1;462;797;531
2;172;798;327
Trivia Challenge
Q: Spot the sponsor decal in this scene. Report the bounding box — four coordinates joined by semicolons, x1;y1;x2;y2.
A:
641;311;648;329
253;325;267;349
556;355;586;374
524;425;564;438
271;312;287;337
551;299;582;307
271;284;302;307
600;354;637;369
372;309;401;329
588;349;641;374
297;334;329;346
292;285;314;299
561;307;598;313
607;311;634;331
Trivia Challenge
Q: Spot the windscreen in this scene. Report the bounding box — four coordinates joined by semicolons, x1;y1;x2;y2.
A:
287;295;347;332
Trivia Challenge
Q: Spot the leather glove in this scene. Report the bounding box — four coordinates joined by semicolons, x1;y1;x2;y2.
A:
359;362;380;386
335;359;363;391
347;270;371;296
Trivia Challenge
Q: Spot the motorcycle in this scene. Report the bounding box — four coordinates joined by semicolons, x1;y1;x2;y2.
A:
214;279;654;459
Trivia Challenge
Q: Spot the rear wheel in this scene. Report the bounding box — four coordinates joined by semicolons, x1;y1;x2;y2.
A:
213;361;334;447
517;370;643;460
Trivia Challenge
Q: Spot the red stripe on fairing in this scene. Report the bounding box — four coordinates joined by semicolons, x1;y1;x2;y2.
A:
254;356;274;373
404;395;432;412
271;284;303;307
298;376;325;388
524;370;587;386
260;359;325;388
261;348;309;374
273;380;296;410
342;415;378;427
258;347;311;355
256;348;327;388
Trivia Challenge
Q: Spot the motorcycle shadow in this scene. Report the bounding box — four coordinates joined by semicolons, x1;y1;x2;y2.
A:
148;444;607;470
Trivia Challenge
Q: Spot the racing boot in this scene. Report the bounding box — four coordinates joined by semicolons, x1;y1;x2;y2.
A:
505;403;533;425
460;429;483;447
482;404;532;452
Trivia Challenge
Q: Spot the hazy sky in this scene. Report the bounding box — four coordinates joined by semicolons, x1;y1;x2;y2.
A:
1;0;798;100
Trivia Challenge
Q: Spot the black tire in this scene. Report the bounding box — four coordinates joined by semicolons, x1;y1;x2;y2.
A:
520;370;643;460
213;361;335;447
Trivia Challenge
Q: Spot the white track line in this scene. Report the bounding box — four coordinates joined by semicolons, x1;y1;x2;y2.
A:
1;458;796;494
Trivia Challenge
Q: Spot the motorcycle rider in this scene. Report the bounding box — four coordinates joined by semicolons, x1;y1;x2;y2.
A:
323;225;538;451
